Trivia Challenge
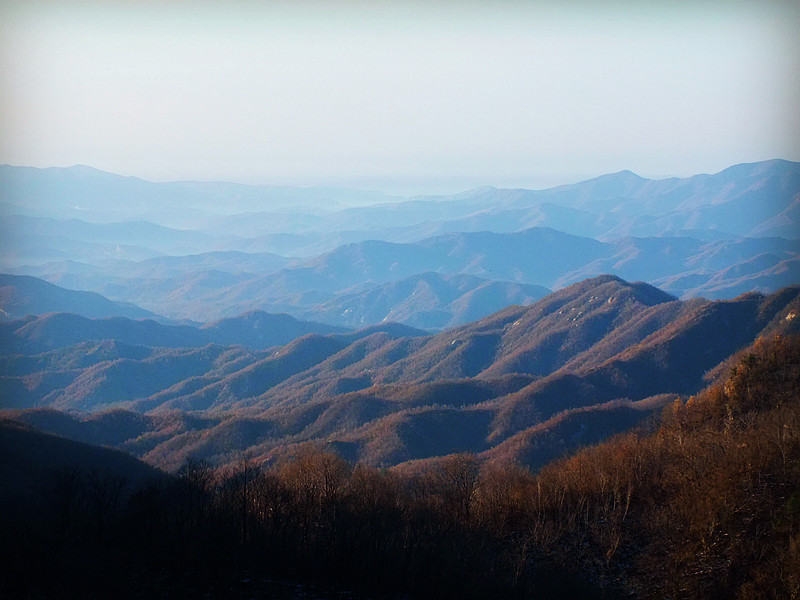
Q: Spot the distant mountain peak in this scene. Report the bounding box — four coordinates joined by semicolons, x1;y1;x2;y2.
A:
590;169;647;183
612;168;643;177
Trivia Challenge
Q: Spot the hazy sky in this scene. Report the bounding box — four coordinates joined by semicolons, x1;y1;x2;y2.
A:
1;0;798;193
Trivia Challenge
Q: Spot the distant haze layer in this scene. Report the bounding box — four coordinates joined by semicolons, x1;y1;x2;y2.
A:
1;1;798;193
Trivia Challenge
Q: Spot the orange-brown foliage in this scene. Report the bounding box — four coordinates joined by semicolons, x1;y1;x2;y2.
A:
515;334;800;598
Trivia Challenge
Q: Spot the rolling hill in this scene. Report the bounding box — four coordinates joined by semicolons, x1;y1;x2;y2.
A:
0;273;163;321
4;276;798;471
0;308;350;355
3;160;797;327
2;160;799;478
304;272;551;330
0;164;398;224
13;227;795;324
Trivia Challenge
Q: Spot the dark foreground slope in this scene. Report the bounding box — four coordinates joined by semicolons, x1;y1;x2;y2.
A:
2;335;796;599
0;419;163;505
515;333;800;598
0;419;166;598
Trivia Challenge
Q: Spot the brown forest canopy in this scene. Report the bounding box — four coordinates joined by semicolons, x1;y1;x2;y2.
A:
2;333;798;599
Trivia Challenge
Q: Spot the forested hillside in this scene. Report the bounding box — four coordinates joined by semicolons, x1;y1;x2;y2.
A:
3;277;798;472
2;334;797;599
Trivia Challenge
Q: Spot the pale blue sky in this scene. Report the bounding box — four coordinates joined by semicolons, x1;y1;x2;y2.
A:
1;1;798;194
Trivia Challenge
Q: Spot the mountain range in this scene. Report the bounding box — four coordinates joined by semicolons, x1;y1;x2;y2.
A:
1;159;799;477
3;276;797;471
0;273;160;322
3;160;798;328
4;159;797;238
10;228;800;328
5;226;797;326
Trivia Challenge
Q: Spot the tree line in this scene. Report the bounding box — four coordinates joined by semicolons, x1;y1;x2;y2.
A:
2;334;798;599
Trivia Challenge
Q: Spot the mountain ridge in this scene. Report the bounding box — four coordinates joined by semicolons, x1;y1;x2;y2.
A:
14;227;793;324
0;308;352;354
0;273;164;322
4;275;797;472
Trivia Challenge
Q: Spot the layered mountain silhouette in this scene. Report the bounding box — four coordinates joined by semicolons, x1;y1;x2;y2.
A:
2;160;799;477
10;228;796;324
0;274;163;321
4;276;798;471
0;309;348;355
304;272;551;330
3;160;798;326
